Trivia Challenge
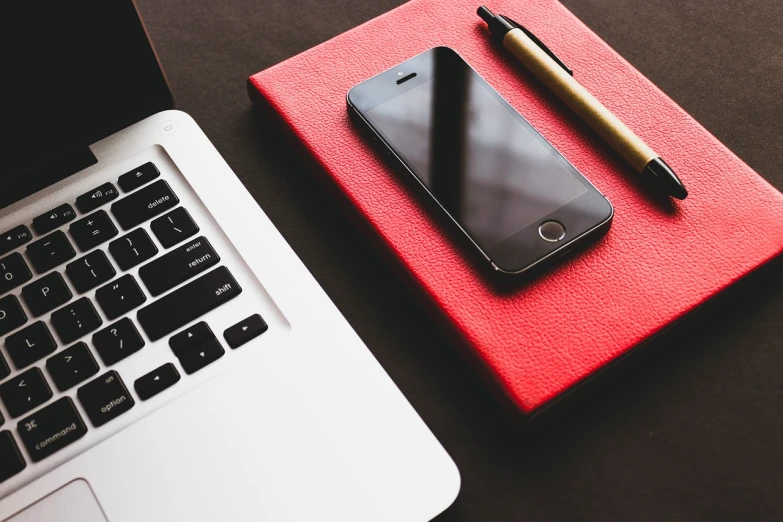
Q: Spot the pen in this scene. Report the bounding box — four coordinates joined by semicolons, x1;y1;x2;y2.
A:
478;6;688;200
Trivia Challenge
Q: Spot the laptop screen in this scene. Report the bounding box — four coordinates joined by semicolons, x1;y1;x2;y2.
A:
2;0;172;205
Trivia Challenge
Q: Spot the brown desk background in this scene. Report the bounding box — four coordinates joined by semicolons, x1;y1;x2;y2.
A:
135;0;783;519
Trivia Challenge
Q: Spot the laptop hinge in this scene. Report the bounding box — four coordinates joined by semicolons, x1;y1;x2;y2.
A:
1;146;98;210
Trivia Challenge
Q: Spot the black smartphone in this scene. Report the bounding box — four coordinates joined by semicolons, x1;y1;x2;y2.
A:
347;47;613;276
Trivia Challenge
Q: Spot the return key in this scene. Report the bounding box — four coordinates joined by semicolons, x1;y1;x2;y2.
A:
138;236;220;296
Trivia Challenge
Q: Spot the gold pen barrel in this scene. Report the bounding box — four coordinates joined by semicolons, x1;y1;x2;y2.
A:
503;28;657;173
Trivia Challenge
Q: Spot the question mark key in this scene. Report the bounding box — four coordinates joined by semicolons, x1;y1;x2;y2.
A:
92;318;145;366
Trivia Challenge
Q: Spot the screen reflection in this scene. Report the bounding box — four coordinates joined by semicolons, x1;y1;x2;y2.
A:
367;51;587;251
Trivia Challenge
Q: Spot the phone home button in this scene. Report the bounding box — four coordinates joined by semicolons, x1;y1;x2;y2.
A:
539;221;566;242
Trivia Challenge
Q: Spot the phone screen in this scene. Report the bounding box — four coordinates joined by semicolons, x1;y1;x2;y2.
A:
364;53;588;251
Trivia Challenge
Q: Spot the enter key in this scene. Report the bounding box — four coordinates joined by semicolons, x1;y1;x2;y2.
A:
138;236;219;296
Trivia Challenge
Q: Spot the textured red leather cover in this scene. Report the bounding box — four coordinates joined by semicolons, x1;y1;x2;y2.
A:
248;0;783;414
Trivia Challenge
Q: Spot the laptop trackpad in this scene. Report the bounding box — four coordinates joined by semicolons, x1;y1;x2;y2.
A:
5;480;108;522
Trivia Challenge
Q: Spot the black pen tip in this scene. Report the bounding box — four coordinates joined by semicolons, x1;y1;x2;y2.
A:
642;157;688;200
477;6;495;23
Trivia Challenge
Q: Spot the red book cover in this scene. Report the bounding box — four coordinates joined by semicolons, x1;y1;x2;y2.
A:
248;0;783;415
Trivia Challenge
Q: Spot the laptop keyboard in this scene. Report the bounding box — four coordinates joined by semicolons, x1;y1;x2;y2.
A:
0;159;270;489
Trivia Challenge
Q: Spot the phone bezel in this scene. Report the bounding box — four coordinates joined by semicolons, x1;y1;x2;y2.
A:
346;46;613;275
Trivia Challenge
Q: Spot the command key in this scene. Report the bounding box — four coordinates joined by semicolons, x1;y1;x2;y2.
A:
17;397;87;462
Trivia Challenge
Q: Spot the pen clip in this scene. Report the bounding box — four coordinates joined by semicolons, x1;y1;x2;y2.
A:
499;15;573;76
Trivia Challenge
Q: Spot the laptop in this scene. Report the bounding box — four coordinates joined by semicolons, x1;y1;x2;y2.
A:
0;1;459;520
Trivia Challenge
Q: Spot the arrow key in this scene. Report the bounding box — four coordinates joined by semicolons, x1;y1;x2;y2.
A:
46;342;99;392
179;339;224;375
168;321;214;359
224;314;268;349
168;321;224;375
0;368;52;418
134;363;180;401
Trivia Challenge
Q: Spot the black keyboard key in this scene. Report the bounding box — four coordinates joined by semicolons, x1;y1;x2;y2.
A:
18;397;86;462
139;237;219;297
0;431;26;483
76;183;120;213
6;322;57;370
22;272;72;317
0;295;27;337
46;342;99;392
179;339;225;375
0;353;11;380
66;250;116;294
0;352;9;381
224;314;268;349
95;275;146;320
118;162;160;192
0;225;33;256
111;180;179;231
0;368;52;418
69;210;118;252
151;207;199;248
169;321;215;358
92;318;145;366
51;298;102;344
134;363;180;401
32;204;77;235
109;229;158;271
169;321;224;375
137;267;242;342
0;253;33;295
77;371;134;427
27;231;76;274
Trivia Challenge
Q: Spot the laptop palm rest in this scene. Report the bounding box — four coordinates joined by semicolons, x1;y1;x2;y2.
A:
4;480;108;522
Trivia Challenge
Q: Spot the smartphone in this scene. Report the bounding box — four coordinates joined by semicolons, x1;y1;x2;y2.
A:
347;47;613;276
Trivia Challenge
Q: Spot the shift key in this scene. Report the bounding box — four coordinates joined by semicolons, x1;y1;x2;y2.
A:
111;180;179;230
137;267;242;341
18;398;87;462
138;237;220;296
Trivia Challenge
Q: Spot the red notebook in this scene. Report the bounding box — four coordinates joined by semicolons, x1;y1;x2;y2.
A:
248;0;783;415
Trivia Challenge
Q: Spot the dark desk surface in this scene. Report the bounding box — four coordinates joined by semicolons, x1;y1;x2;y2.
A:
136;0;783;519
